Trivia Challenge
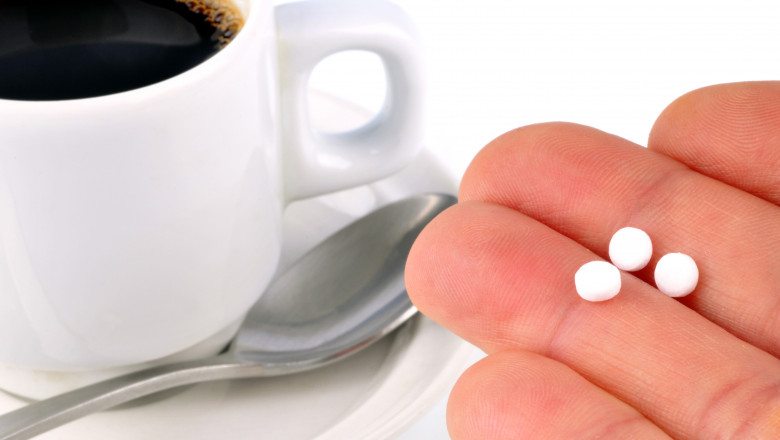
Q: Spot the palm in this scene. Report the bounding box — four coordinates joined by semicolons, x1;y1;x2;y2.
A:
407;81;780;439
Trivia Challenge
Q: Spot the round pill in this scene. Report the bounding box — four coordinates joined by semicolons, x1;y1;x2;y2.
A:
654;253;698;297
609;227;652;271
575;261;621;302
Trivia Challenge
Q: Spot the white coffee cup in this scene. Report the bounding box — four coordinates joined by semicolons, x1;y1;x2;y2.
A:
0;0;422;399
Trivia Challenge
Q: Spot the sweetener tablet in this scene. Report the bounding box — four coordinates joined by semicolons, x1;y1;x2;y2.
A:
575;261;621;302
654;253;698;297
609;227;652;271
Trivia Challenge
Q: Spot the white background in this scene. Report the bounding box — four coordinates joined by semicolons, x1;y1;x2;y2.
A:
304;0;780;438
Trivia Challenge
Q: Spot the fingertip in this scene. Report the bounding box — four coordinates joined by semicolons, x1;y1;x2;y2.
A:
649;82;737;155
447;351;670;440
405;205;447;310
405;203;471;318
649;81;780;204
448;351;553;440
459;122;595;203
405;200;565;349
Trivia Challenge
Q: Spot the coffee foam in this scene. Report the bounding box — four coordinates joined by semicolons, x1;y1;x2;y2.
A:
175;0;245;47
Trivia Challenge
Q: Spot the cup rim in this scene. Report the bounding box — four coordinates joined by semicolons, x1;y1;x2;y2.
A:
0;0;260;108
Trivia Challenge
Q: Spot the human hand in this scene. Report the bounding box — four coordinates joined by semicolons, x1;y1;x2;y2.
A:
406;81;780;439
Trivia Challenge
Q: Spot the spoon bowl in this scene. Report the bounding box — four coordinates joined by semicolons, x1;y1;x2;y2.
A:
0;193;456;440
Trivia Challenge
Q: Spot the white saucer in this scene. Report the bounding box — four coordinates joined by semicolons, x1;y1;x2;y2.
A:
0;93;476;439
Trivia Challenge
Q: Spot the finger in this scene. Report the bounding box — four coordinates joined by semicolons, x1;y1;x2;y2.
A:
458;122;780;358
649;81;780;206
406;201;780;439
447;351;671;440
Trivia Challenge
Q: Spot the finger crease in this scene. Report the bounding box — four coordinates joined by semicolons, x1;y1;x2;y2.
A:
732;381;780;440
697;376;779;439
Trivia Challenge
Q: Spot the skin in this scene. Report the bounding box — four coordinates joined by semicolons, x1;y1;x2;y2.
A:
405;81;780;439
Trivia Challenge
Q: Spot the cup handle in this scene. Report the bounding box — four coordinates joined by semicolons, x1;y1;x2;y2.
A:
275;0;424;202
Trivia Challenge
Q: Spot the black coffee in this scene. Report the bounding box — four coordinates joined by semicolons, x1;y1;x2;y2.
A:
0;0;243;101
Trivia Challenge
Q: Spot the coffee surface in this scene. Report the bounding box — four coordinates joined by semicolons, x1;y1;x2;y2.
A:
0;0;243;101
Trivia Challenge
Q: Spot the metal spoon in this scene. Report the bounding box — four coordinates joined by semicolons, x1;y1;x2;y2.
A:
0;193;456;440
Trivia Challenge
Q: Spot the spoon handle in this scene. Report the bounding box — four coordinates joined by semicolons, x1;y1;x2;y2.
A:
0;354;257;440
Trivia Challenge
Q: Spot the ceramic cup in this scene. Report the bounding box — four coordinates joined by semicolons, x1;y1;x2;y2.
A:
0;0;422;399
